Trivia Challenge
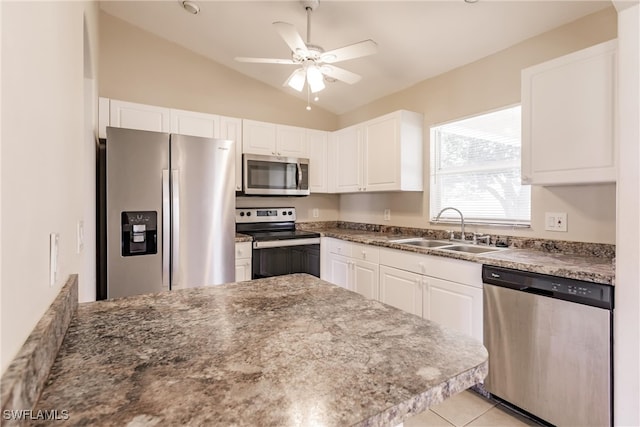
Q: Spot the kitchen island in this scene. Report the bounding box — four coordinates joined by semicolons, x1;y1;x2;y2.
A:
32;274;487;426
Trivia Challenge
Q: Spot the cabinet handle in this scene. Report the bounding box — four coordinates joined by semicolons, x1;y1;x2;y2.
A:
362;250;366;258
419;262;425;273
271;151;276;155
277;152;281;156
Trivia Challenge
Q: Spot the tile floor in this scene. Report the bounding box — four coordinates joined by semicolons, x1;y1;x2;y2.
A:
404;390;542;427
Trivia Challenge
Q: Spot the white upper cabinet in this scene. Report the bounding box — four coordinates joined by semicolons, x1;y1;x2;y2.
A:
219;116;243;193
307;129;329;193
331;124;363;193
330;110;423;193
170;108;220;138
521;40;617;185
109;99;171;134
363;111;423;192
242;120;308;157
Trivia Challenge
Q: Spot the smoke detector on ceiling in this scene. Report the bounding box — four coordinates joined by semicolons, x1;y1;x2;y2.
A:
181;1;200;15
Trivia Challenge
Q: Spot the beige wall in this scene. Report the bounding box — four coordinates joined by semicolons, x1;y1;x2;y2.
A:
99;11;338;131
1;1;100;374
338;8;618;244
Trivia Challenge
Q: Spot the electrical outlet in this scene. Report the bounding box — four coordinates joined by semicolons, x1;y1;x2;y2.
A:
544;212;568;232
312;208;319;218
384;209;391;221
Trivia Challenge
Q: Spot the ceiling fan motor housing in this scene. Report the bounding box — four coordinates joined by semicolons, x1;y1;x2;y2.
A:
301;0;319;11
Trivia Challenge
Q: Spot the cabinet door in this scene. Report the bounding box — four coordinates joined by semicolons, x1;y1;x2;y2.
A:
326;252;352;290
235;259;252;282
220;116;243;192
364;114;399;191
307;129;328;193
242;120;277;155
110;99;171;133
379;266;423;317
425;277;482;343
521;40;616;185
170;109;220;138
234;242;252;282
353;259;379;300
277;125;308;157
332;125;362;193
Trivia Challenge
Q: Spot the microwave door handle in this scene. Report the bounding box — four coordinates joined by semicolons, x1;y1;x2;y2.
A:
296;161;302;190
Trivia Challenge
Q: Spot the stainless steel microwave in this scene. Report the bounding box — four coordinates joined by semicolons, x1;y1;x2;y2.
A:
242;154;310;196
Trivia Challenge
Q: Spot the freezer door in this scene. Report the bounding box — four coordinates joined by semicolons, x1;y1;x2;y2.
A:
106;127;169;298
170;134;235;289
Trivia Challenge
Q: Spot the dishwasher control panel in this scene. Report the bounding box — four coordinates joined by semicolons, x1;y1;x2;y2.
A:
483;265;613;309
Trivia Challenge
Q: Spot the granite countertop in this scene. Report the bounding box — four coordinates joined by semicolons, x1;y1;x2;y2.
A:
309;227;615;285
34;274;487;426
235;233;252;242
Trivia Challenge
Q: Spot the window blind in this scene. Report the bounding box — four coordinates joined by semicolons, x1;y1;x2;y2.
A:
430;106;531;225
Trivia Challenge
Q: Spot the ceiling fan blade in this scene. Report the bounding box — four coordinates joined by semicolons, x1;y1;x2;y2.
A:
235;57;296;65
320;39;378;64
273;21;308;55
321;65;362;85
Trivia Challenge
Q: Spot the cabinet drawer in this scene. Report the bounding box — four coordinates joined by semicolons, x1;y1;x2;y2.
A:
235;242;252;259
351;243;379;263
379;247;482;288
327;238;353;257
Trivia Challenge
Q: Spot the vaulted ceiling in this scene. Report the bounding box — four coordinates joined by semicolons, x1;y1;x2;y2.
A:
100;1;612;114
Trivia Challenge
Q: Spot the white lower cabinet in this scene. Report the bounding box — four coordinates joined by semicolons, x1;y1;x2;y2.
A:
424;277;482;342
322;238;484;343
379;265;423;317
323;238;379;299
235;242;252;282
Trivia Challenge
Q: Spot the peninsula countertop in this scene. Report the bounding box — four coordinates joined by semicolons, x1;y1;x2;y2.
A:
34;274;487;426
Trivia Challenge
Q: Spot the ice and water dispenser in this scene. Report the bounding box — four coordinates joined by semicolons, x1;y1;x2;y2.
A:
121;211;157;256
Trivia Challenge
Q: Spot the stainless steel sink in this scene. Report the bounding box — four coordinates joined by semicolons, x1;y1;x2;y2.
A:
388;237;450;248
437;245;504;254
402;240;451;248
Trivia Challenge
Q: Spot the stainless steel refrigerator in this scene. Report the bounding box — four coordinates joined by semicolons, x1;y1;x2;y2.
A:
101;127;235;299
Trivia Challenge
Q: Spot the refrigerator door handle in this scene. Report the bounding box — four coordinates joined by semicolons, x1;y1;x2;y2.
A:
162;170;170;288
171;169;180;287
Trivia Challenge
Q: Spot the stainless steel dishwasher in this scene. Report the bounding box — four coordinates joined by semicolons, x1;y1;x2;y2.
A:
482;265;613;426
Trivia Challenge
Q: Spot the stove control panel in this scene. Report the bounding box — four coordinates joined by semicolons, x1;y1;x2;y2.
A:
236;208;296;223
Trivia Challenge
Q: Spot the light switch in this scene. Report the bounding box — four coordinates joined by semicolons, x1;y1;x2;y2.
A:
50;233;59;287
545;212;568;232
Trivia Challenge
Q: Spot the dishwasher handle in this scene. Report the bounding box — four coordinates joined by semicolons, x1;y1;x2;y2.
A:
519;286;554;298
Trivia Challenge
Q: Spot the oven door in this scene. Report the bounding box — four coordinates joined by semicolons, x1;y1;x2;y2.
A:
252;239;320;279
243;154;309;196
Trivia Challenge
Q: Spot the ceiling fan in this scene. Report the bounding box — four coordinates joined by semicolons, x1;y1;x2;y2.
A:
235;0;377;95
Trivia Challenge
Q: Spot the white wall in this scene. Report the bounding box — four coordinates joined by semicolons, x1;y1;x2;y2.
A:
0;1;99;374
613;3;640;425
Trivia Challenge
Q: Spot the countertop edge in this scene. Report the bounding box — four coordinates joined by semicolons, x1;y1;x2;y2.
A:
0;275;78;419
358;361;489;427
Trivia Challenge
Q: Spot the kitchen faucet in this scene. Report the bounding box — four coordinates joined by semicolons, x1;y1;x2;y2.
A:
434;207;466;242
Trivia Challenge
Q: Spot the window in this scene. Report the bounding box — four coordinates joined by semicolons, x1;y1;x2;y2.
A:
430;106;530;226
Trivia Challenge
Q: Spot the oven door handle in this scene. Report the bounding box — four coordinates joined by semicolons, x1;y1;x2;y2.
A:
253;238;320;249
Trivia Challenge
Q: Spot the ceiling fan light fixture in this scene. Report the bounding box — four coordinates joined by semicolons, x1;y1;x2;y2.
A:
307;65;325;93
286;68;306;92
